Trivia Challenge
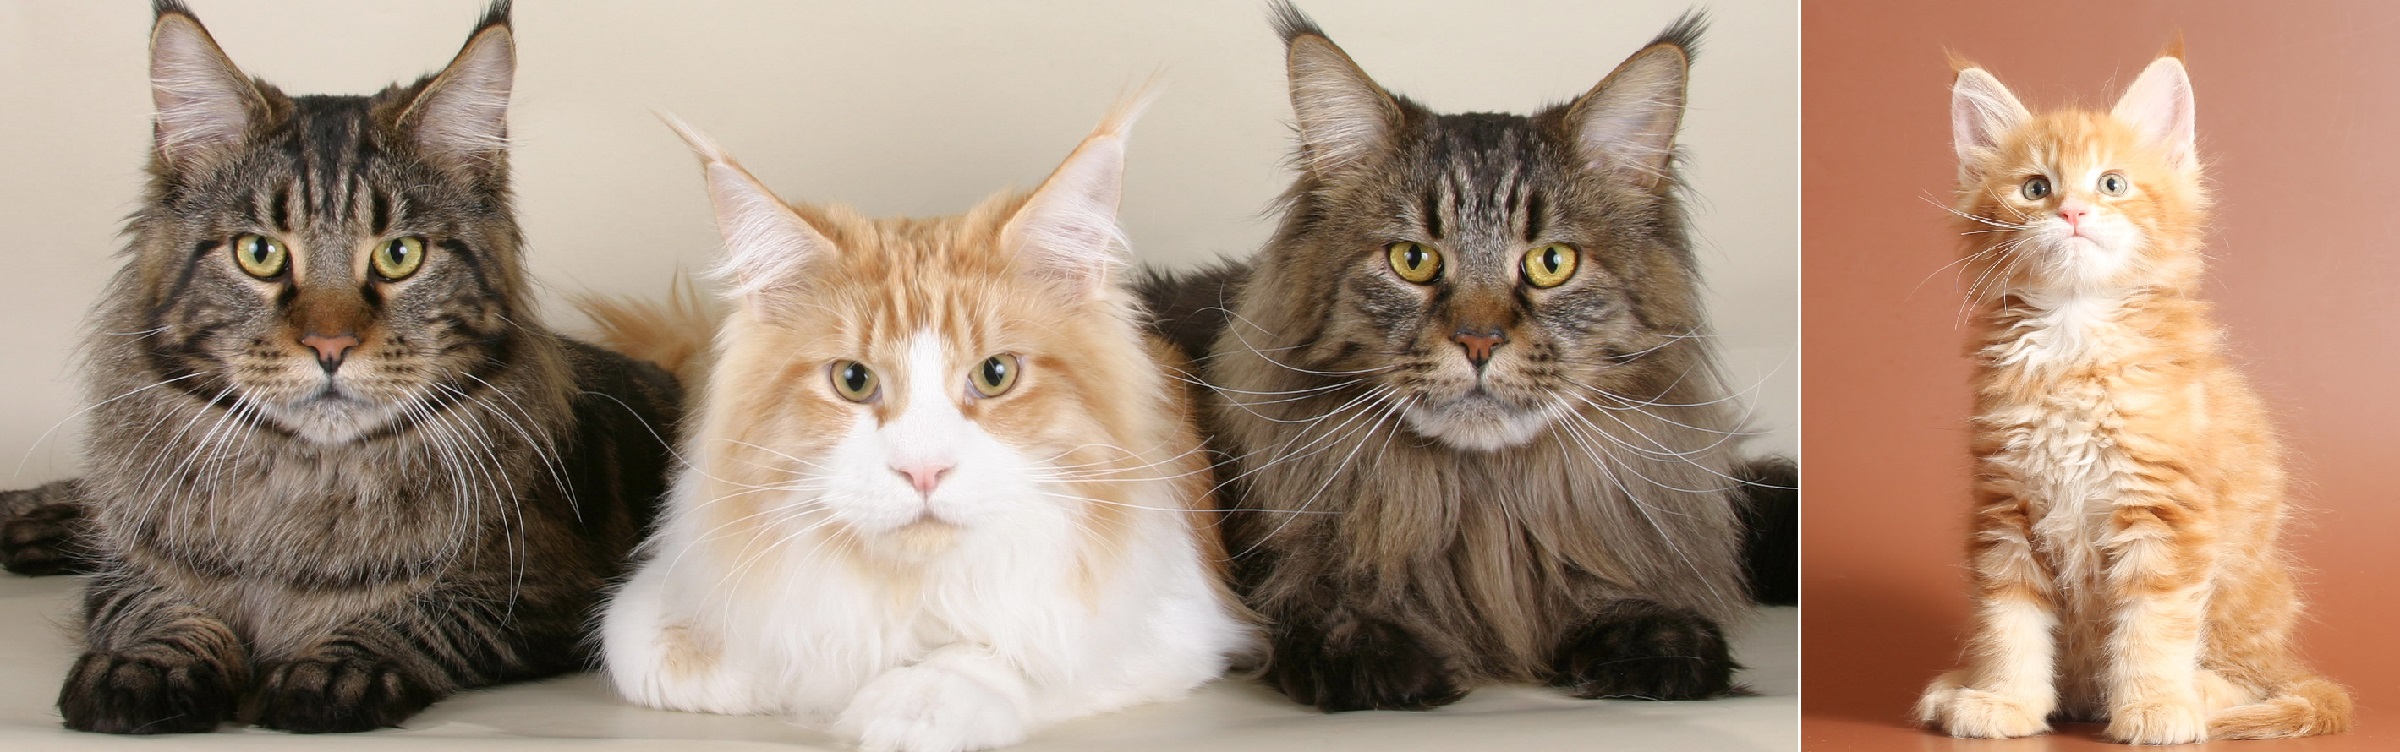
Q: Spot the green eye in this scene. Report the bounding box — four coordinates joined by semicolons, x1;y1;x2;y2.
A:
1522;243;1579;288
2020;176;2051;200
971;354;1019;398
2097;172;2128;196
1386;241;1441;284
374;237;427;280
831;360;878;402
230;234;287;279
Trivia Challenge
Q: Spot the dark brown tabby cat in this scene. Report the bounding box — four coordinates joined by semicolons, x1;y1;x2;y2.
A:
1142;5;1795;712
0;1;678;734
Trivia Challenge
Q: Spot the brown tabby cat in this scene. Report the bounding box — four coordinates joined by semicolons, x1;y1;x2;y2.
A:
1143;4;1793;712
0;1;679;734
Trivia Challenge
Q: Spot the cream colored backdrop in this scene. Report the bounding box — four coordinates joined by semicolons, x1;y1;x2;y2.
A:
0;0;1795;484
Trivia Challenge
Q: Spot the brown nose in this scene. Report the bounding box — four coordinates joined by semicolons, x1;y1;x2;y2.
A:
1452;327;1507;367
300;332;361;374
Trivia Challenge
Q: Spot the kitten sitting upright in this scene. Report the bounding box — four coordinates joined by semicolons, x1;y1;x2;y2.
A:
0;1;679;734
1915;53;2350;743
593;102;1257;752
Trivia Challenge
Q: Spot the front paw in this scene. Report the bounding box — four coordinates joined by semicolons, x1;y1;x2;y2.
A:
2108;695;2208;745
57;650;240;734
250;654;439;733
1916;672;2051;739
3;501;90;576
837;664;1028;752
1264;616;1466;712
1550;602;1735;700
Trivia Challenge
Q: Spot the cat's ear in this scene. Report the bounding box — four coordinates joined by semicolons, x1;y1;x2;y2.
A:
2111;56;2197;170
1000;97;1150;298
1274;3;1400;174
149;3;266;166
399;3;515;170
1566;15;1701;191
659;114;833;302
1952;67;2029;167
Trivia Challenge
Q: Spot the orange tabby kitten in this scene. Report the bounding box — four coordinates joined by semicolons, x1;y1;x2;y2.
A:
1914;55;2351;744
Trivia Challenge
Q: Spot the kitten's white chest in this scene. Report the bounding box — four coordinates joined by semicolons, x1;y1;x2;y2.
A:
1983;296;2132;587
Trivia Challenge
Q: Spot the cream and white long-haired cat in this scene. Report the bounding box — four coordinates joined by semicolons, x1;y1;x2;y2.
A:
592;104;1257;752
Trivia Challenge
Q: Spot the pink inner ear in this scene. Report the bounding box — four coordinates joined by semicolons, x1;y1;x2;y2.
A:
2111;59;2197;168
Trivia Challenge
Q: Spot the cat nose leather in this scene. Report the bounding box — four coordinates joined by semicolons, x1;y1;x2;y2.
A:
2058;206;2087;227
300;332;361;374
893;462;953;497
1452;328;1507;367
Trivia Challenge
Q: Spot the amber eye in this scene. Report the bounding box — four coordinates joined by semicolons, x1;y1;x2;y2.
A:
1386;241;1441;284
1522;243;1579;288
831;360;878;402
2097;171;2129;196
2020;176;2051;200
971;354;1020;398
230;234;287;279
374;237;427;280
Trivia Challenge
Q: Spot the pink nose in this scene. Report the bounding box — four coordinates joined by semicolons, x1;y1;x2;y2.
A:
2058;207;2087;227
893;462;953;497
299;332;360;373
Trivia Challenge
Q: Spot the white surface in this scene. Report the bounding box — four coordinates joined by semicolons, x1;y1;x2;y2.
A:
0;574;1795;750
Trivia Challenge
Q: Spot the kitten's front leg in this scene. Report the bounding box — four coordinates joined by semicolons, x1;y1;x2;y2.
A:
836;644;1035;752
1;479;93;576
2099;490;2214;745
1917;489;2059;739
59;573;249;734
249;587;563;733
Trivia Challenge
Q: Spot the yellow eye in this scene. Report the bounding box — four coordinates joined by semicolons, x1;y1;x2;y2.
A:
1386;241;1441;284
230;234;287;279
1523;243;1579;288
971;354;1020;398
374;237;427;280
831;360;878;402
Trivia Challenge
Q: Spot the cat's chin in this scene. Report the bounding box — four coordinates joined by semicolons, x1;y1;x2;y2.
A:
1400;400;1553;452
257;396;407;446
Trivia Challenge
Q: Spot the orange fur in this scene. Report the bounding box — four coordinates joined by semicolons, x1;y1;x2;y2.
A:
1916;58;2350;743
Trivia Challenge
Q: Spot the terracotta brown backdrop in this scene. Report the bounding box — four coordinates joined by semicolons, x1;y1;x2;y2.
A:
1804;1;2400;749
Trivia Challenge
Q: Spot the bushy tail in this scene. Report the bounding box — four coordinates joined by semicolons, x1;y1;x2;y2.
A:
1734;456;1797;606
573;275;721;390
2209;676;2353;740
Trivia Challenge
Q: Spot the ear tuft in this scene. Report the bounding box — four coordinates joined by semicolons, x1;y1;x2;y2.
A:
149;9;261;165
659;113;832;303
403;18;515;168
1000;95;1152;298
1568;32;1694;191
1951;67;2030;169
2111;56;2197;170
1283;23;1397;175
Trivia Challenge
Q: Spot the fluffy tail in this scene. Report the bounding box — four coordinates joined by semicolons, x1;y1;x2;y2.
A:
573;275;721;389
2209;676;2353;740
1734;456;1797;606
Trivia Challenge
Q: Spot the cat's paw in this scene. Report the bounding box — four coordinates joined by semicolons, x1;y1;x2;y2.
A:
1916;677;2051;740
250;654;439;733
836;665;1028;752
57;650;239;734
2108;695;2209;745
1264;616;1466;712
3;500;91;576
1550;603;1735;700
